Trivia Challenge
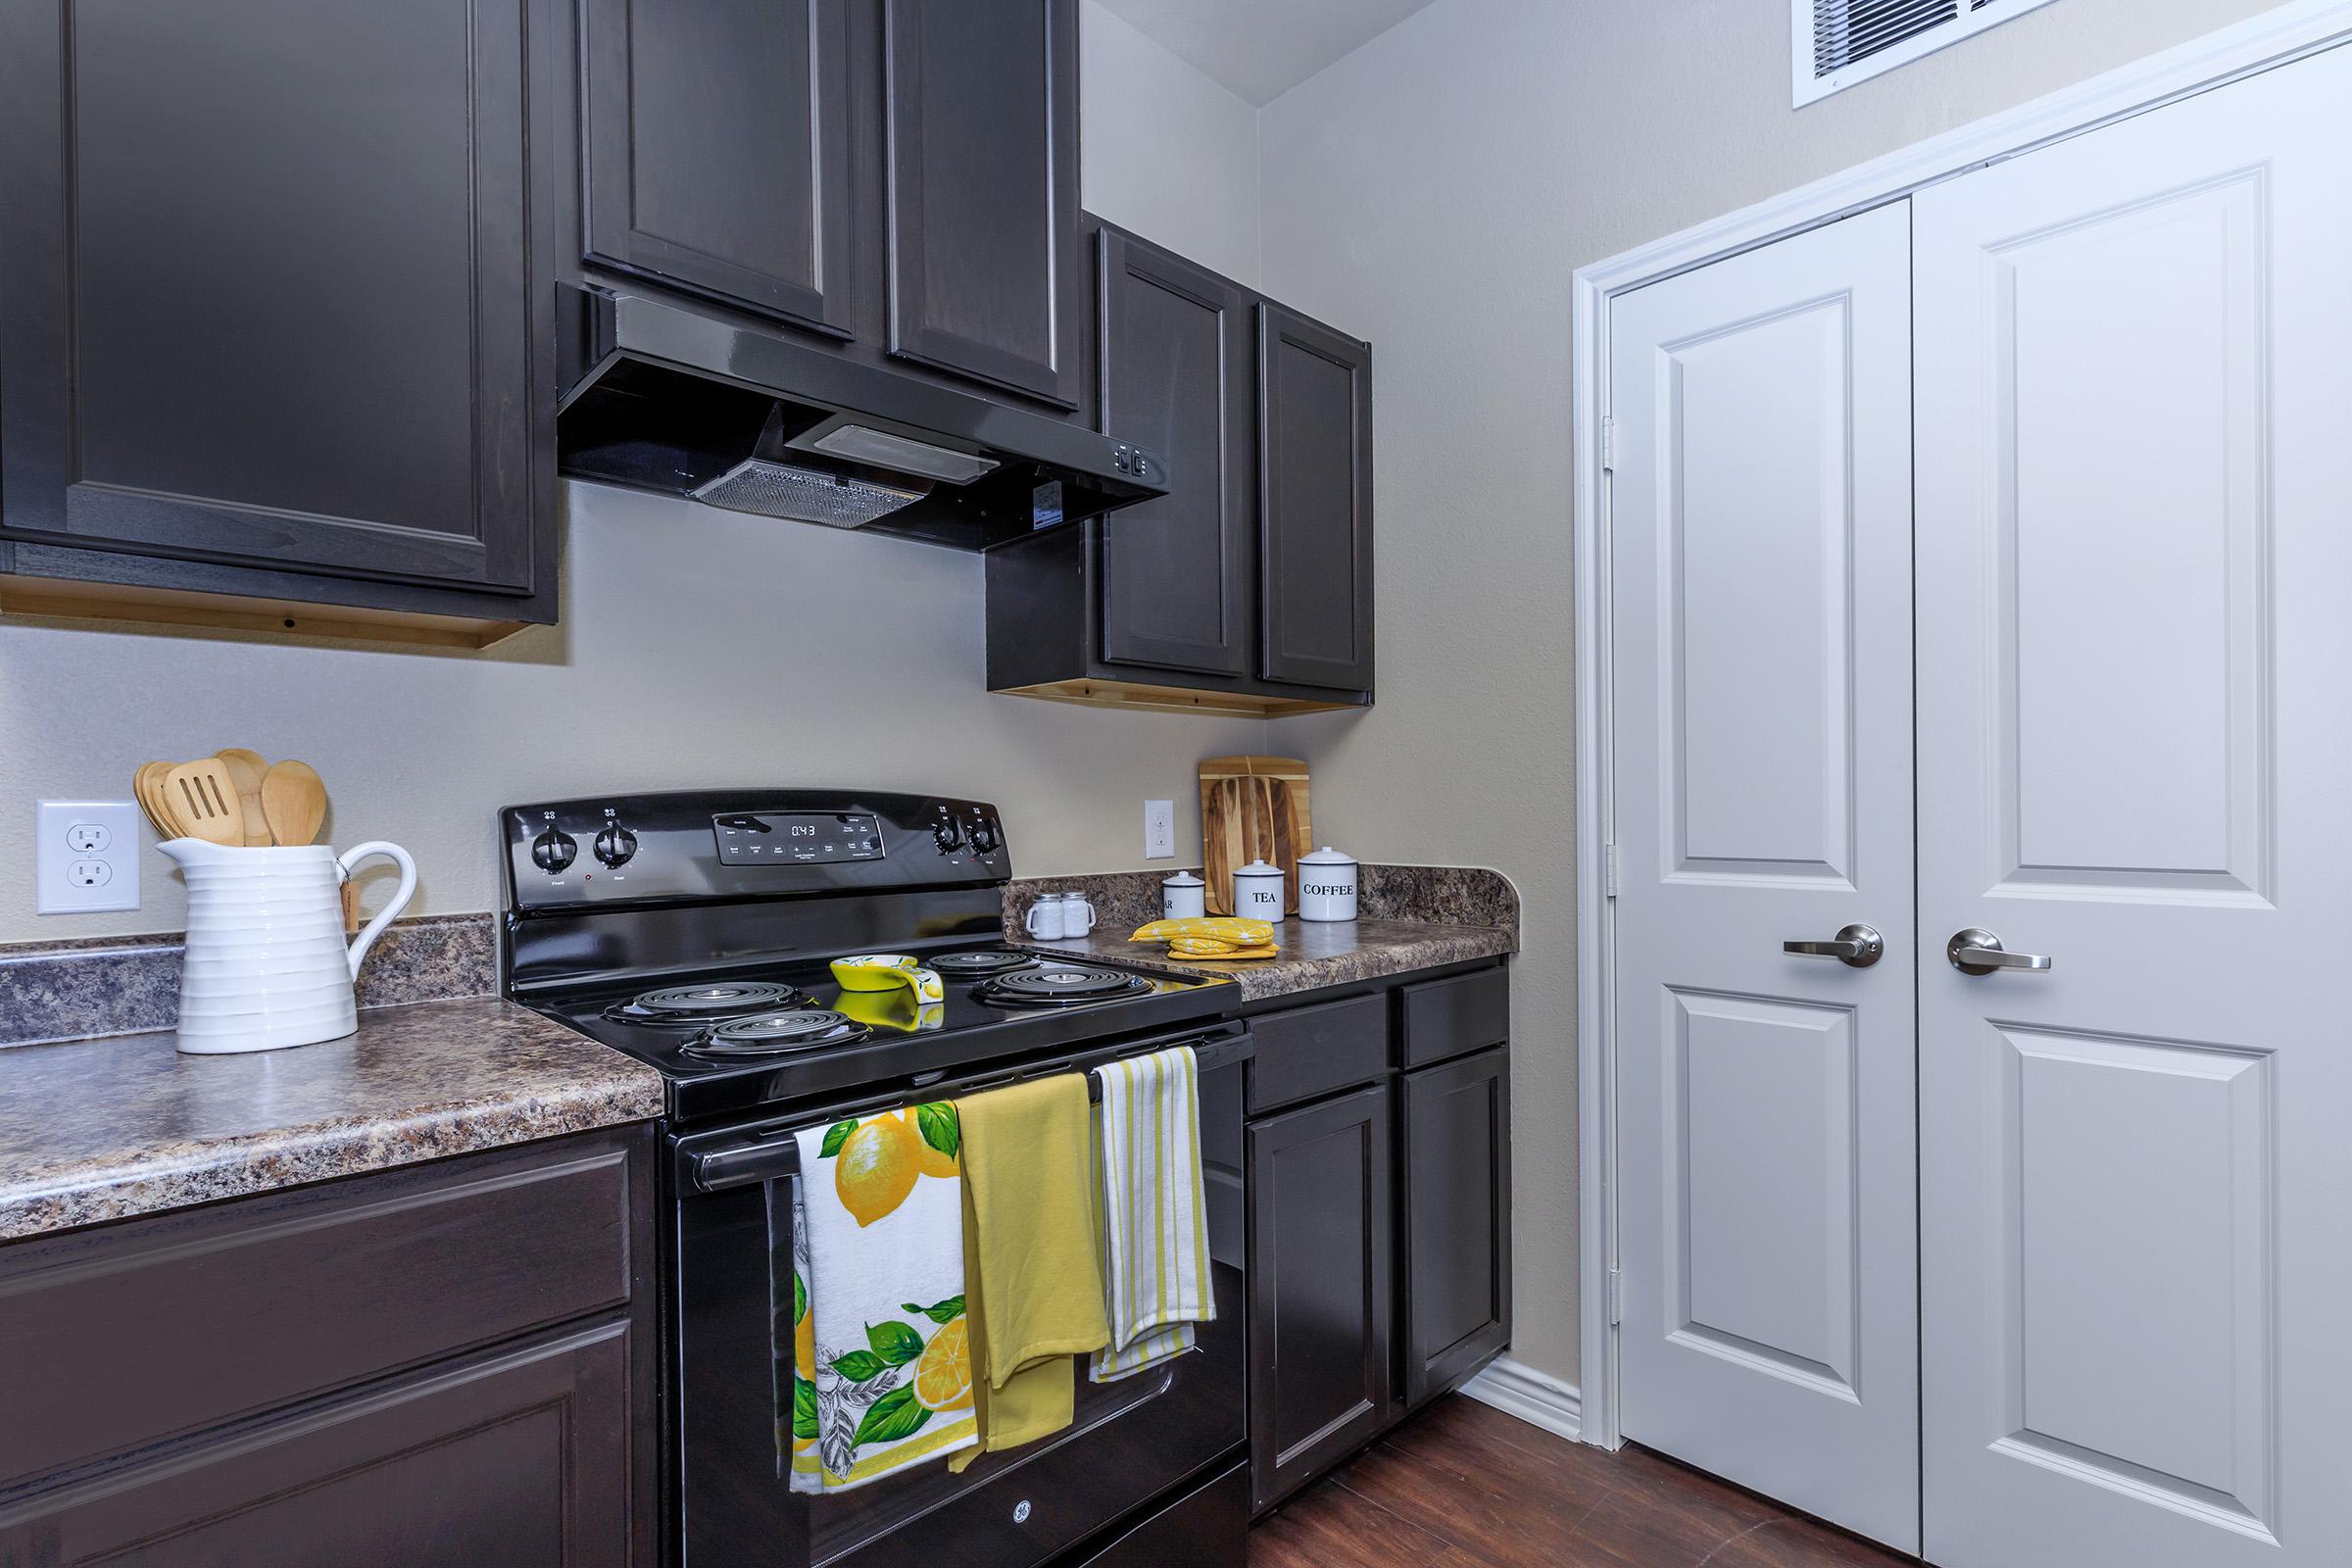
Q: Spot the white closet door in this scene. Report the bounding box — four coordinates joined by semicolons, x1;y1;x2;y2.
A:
1608;201;1919;1553
1915;44;2352;1568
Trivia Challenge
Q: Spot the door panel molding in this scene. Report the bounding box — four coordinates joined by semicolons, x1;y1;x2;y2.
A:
1656;292;1862;890
1662;989;1861;1399
1980;171;2275;907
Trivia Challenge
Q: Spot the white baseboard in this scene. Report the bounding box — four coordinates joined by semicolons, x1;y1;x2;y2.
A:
1459;1357;1582;1443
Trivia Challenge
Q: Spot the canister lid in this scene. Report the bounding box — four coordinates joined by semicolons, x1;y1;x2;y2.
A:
1234;858;1281;876
1163;871;1205;887
1298;846;1356;865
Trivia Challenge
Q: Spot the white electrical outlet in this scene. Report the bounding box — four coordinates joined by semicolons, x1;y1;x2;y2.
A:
36;801;141;914
1144;800;1176;859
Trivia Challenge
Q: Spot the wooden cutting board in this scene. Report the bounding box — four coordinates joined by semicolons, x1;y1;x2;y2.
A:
1200;756;1310;915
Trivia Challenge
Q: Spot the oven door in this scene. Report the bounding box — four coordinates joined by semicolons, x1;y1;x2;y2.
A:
667;1026;1250;1568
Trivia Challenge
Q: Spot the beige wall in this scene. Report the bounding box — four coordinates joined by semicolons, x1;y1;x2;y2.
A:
0;485;1267;940
1080;0;1262;283
1252;0;2289;1388
0;12;1271;945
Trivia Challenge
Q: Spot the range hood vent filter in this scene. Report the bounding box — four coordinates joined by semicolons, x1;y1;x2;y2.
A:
690;459;927;528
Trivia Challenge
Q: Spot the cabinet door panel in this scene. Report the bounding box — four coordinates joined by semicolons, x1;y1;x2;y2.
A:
1400;1048;1512;1408
580;0;853;334
0;1323;635;1568
0;0;543;590
881;0;1081;407
1258;305;1373;689
1248;1083;1393;1512
1096;230;1254;676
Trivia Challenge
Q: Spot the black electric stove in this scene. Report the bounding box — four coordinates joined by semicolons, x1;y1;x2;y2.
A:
501;790;1236;1124
499;790;1251;1568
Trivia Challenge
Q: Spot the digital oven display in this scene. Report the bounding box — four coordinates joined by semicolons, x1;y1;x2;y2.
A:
711;812;885;864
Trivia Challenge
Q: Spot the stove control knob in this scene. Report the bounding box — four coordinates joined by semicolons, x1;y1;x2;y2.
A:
530;827;577;873
967;817;1001;856
932;819;964;855
594;822;639;868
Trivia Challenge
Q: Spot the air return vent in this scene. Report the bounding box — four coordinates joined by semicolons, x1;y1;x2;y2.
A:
1797;0;2060;105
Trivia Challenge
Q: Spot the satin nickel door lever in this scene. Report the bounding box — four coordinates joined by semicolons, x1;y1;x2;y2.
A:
1783;924;1885;968
1947;929;2053;975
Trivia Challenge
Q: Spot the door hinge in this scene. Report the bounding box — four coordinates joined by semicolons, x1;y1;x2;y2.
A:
1608;1267;1624;1326
1602;840;1620;899
1600;415;1618;473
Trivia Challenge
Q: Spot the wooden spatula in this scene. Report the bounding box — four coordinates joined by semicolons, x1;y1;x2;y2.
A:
135;761;183;839
215;749;271;847
165;759;247;845
261;760;328;847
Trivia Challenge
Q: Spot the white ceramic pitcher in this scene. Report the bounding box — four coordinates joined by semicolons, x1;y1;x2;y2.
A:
161;839;417;1054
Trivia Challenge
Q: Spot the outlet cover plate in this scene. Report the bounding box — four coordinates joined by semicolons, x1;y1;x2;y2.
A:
36;801;141;914
1144;800;1176;859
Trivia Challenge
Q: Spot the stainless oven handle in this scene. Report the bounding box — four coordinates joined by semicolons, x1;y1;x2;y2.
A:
686;1028;1253;1195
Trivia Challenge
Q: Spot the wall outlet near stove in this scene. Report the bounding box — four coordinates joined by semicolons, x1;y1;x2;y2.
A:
36;801;141;914
1144;800;1176;859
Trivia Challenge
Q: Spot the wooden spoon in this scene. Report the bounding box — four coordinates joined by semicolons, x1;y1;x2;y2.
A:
215;749;272;847
134;761;182;839
260;760;327;848
164;759;247;846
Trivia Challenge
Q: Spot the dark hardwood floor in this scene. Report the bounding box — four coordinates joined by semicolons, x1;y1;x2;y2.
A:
1249;1396;1915;1568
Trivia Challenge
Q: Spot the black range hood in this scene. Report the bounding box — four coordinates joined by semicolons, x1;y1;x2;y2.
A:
555;284;1166;551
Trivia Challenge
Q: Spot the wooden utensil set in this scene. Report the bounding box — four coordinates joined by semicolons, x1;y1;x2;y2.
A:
134;752;329;848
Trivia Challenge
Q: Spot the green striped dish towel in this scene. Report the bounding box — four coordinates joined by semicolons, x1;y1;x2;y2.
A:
1090;1047;1216;1383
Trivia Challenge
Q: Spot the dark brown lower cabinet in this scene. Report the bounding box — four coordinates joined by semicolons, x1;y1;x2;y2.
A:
1399;1047;1513;1408
1247;1082;1394;1513
0;1322;635;1566
1244;962;1512;1517
0;1126;656;1566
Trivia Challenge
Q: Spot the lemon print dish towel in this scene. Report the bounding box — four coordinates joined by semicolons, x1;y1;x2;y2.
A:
788;1103;977;1494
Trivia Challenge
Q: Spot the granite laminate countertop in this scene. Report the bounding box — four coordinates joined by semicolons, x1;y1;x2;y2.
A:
1021;916;1514;1004
0;997;664;1242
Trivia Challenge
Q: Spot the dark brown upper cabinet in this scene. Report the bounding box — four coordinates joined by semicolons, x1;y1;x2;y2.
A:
1095;229;1256;677
0;0;558;643
580;0;855;336
881;0;1084;409
1258;305;1375;691
987;224;1374;716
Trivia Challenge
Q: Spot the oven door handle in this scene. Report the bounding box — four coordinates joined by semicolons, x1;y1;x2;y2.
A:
684;1028;1254;1195
687;1135;803;1194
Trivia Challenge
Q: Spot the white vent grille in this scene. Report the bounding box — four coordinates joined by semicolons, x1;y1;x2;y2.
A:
1796;0;2061;105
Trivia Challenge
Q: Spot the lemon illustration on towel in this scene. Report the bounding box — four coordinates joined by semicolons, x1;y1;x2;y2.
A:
822;1103;963;1227
913;1315;974;1412
833;1115;922;1227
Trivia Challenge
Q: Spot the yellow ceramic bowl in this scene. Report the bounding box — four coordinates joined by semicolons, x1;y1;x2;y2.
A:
829;954;946;1004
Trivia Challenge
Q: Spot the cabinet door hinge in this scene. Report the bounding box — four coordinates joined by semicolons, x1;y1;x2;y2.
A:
1603;840;1620;899
1600;415;1618;473
1608;1268;1625;1326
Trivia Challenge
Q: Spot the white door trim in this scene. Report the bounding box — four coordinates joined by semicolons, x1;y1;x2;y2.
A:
1572;0;2352;1451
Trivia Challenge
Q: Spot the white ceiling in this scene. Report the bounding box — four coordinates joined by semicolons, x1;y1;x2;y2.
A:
1094;0;1446;106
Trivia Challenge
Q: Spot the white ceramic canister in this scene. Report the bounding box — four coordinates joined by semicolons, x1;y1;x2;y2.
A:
162;839;417;1054
1161;871;1207;920
1231;858;1286;924
1296;846;1360;922
1023;892;1070;941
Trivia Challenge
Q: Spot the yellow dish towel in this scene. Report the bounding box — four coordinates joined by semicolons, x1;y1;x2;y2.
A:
950;1074;1110;1470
